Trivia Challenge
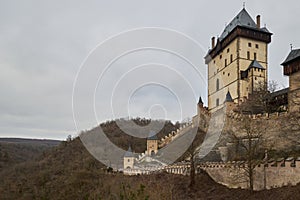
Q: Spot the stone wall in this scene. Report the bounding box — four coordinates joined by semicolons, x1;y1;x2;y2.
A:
223;111;300;152
204;159;300;190
165;159;300;191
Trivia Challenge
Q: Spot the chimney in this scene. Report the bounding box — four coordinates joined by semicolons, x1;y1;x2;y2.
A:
256;15;261;29
211;37;215;49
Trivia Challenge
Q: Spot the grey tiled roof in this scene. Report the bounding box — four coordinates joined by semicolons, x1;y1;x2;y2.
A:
225;91;233;102
247;60;265;70
220;8;269;41
124;146;134;157
269;88;289;99
147;131;158;140
281;49;300;65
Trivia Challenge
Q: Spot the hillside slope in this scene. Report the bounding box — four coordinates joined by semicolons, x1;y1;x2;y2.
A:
0;138;60;171
1;119;300;199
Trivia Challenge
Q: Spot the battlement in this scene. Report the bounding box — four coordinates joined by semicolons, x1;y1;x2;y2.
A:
159;121;193;148
165;157;300;190
227;110;288;120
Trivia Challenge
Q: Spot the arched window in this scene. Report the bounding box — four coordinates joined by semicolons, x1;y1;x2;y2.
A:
216;79;220;91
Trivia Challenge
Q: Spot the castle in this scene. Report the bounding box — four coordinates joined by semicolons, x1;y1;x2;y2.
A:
205;8;272;113
122;7;300;190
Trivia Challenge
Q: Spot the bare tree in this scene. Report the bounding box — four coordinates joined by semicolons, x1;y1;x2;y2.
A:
178;128;205;188
229;113;265;191
280;90;300;147
239;80;279;114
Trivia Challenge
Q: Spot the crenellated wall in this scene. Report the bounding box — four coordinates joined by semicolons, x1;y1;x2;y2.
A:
165;158;300;191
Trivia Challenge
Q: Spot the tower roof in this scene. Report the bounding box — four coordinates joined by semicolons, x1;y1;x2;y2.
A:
247;60;265;70
205;8;272;64
147;131;158;140
124;146;134;157
281;49;300;65
225;91;234;102
220;8;269;41
198;96;204;105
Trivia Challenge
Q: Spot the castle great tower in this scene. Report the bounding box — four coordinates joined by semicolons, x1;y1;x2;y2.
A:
205;8;272;112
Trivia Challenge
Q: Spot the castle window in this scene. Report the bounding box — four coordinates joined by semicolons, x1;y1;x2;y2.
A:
228;73;230;76
230;54;233;62
223;72;225;75
225;59;227;67
254;53;257;60
216;98;220;106
227;48;230;53
247;51;250;60
220;55;222;59
128;159;130;162
216;79;220;91
256;44;259;49
214;60;216;64
248;42;252;47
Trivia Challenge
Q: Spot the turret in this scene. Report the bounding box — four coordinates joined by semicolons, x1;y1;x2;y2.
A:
146;131;158;156
123;146;135;169
224;91;235;112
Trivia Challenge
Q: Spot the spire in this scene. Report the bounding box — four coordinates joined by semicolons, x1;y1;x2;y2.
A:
198;96;204;105
225;91;233;102
124;145;134;157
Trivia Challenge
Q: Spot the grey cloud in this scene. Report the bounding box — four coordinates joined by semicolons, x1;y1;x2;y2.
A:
0;0;299;139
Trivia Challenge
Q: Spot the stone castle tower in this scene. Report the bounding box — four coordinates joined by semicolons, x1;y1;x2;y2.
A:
281;49;300;112
146;131;158;156
205;8;272;112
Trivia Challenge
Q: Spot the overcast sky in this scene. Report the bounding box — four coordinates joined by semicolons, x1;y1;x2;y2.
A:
0;0;299;140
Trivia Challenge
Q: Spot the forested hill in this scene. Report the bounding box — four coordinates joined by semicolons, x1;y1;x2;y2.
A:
0;119;300;199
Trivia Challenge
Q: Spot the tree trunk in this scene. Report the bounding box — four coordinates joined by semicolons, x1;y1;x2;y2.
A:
249;167;254;191
189;154;195;188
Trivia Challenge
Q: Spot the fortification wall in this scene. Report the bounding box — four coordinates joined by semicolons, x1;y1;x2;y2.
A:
223;111;300;151
165;159;300;191
204;159;300;190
